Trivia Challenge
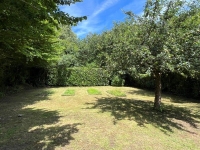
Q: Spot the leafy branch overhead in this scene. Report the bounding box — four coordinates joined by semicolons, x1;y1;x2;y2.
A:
0;0;86;67
0;0;87;88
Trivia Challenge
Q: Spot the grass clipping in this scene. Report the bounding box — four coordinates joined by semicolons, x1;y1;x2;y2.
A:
62;89;75;96
107;89;126;97
87;88;102;95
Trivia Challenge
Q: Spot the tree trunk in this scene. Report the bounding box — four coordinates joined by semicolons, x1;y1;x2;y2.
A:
154;72;162;110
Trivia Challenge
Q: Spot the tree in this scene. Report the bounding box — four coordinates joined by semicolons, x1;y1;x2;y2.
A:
124;0;200;110
57;25;79;67
76;33;103;67
0;0;86;87
93;0;200;109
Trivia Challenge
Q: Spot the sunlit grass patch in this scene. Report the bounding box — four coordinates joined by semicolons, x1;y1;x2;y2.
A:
1;86;200;150
107;89;126;97
62;89;75;96
87;88;101;95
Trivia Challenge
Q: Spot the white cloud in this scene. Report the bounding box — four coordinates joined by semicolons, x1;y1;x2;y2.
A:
73;16;105;37
92;0;119;17
71;0;120;38
122;0;146;15
61;0;145;38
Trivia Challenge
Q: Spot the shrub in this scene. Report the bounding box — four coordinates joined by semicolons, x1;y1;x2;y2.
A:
111;75;125;86
47;67;110;86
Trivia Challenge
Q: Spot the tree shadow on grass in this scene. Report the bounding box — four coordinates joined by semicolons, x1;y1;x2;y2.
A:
0;88;81;150
126;88;154;97
126;87;200;103
86;97;200;135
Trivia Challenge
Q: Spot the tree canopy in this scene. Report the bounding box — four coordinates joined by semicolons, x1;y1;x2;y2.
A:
81;0;200;109
126;0;200;109
0;0;86;87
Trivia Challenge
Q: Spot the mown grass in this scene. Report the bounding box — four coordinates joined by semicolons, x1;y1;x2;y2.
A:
0;86;199;150
87;88;101;95
107;89;126;97
62;89;75;96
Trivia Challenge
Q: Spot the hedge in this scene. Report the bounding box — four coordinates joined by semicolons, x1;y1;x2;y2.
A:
124;71;200;99
47;66;110;86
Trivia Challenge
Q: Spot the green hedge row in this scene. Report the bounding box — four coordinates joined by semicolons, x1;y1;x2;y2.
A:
47;66;110;86
125;71;200;99
161;72;200;99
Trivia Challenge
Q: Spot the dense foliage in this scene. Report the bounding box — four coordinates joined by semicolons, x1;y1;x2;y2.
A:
0;0;86;90
47;67;110;86
1;0;199;105
125;71;200;99
83;0;200;109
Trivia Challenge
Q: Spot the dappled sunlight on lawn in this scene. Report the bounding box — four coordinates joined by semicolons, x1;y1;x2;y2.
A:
0;86;200;150
86;97;200;133
0;88;81;150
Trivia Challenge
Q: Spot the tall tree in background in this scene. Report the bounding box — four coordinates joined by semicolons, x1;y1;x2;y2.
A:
57;25;79;67
124;0;200;110
77;33;103;67
0;0;86;86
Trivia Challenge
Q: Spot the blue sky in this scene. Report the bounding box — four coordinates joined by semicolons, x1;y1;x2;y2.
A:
60;0;146;38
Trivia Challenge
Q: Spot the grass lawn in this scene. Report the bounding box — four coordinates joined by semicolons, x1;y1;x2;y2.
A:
62;89;75;96
87;88;102;95
107;89;126;97
0;86;199;150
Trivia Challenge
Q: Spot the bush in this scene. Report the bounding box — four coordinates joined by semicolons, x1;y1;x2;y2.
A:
162;72;200;99
111;75;125;86
47;66;110;86
127;70;200;99
134;74;154;89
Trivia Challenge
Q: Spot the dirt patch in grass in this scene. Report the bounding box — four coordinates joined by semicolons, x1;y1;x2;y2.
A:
0;86;199;150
